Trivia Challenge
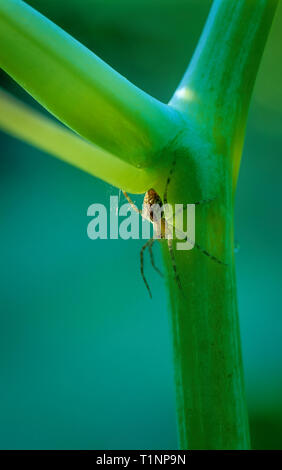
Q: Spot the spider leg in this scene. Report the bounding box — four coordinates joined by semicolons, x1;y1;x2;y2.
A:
183;234;227;265
195;242;227;265
148;239;163;277
165;199;216;226
140;239;153;298
194;198;215;205
168;238;182;290
122;191;142;216
163;155;177;205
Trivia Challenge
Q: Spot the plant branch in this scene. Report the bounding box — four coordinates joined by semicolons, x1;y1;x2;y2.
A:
0;88;157;192
170;0;278;183
0;0;182;168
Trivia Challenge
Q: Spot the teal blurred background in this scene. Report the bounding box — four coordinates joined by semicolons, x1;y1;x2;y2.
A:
0;0;282;449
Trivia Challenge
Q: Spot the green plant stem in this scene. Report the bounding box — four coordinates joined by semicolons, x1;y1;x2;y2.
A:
160;185;249;450
170;0;279;186
0;88;158;193
0;0;181;167
159;0;278;449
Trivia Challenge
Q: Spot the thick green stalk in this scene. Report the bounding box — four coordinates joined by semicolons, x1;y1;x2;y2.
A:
159;0;278;449
159;169;248;449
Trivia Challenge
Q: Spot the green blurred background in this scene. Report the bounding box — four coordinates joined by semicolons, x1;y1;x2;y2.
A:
0;0;281;449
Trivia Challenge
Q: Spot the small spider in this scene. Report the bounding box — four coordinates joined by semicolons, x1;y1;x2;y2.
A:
123;157;226;298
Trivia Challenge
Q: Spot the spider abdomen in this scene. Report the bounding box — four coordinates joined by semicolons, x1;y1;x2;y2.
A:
143;188;163;222
143;188;162;206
